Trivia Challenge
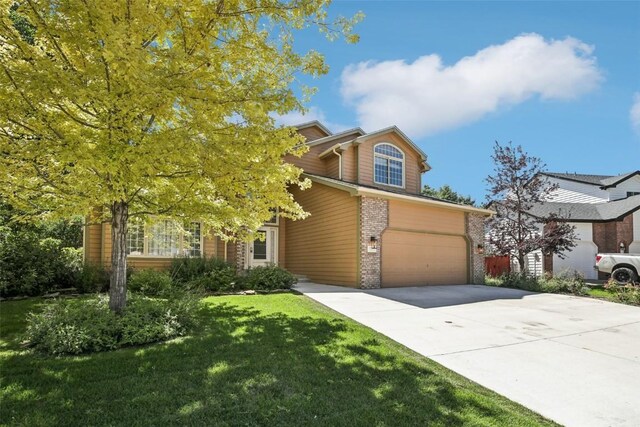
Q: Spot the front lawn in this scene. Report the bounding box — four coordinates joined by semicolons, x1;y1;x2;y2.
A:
1;294;555;426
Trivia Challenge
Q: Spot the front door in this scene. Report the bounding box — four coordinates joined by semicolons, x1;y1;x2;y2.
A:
247;227;278;268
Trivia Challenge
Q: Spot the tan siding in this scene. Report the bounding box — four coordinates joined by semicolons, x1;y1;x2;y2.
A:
284;133;363;177
203;234;216;258
342;146;357;182
358;133;423;194
84;223;103;265
285;183;359;286
102;223;111;267
298;126;329;141
382;230;468;286
127;257;173;270
388;200;465;235
284;139;336;175
325;156;340;179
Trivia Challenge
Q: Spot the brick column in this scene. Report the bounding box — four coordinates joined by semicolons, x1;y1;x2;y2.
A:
236;241;246;272
466;213;486;284
359;197;388;289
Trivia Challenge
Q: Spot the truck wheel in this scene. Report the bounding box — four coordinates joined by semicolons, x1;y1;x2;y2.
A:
611;267;637;285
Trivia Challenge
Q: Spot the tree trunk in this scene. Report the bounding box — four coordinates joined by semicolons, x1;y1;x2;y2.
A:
109;201;128;313
517;252;526;274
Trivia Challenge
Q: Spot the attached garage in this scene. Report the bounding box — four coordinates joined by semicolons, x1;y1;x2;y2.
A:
381;230;468;286
553;223;598;280
381;200;470;287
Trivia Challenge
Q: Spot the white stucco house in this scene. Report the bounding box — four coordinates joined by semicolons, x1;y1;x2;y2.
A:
522;171;640;280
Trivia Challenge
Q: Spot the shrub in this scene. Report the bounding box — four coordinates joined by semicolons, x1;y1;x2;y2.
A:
241;265;297;291
171;256;238;292
128;269;174;297
24;294;198;356
486;271;587;296
540;271;587;296
186;270;238;293
0;203;83;297
25;297;119;355
76;263;110;294
604;281;640;306
170;256;235;282
0;233;82;297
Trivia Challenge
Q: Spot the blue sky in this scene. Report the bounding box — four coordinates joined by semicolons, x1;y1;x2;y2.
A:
282;0;640;203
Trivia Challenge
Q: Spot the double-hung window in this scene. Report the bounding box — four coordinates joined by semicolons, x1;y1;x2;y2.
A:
126;220;202;257
374;143;404;187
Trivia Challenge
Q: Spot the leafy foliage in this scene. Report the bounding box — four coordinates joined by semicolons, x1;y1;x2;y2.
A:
0;202;85;296
76;263;110;294
422;184;476;206
128;269;174;297
170;256;238;292
486;271;588;296
485;142;577;271
242;265;297;291
0;1;361;311
603;281;640;305
24;294;198;355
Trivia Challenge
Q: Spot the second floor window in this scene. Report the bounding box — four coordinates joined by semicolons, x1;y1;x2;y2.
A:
374;143;404;187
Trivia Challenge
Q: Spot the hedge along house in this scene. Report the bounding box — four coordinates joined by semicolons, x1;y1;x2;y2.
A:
84;121;493;288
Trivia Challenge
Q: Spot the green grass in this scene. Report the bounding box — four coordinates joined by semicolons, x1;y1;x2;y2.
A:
1;294;556;426
587;286;617;301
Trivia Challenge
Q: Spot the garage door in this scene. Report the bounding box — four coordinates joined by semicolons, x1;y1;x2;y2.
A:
553;223;598;280
381;229;468;287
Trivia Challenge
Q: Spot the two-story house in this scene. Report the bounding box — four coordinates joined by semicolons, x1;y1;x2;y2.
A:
84;121;493;288
525;171;640;279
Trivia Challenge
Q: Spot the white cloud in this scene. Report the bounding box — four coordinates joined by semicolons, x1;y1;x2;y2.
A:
340;33;603;137
273;107;351;133
631;93;640;133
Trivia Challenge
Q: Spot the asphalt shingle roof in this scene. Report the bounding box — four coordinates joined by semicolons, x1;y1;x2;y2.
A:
541;171;639;188
527;195;640;222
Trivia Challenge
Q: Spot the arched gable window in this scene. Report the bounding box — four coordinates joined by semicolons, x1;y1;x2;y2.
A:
374;143;404;187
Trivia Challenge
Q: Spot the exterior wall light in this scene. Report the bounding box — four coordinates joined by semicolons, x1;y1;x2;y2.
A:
619;241;626;253
368;236;378;253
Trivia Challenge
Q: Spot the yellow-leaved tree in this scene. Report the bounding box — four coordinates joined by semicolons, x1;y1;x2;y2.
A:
0;0;361;312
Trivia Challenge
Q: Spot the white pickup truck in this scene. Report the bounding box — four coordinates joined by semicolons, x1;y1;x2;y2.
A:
595;253;640;285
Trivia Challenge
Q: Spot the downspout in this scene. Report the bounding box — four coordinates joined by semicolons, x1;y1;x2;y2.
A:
332;147;342;180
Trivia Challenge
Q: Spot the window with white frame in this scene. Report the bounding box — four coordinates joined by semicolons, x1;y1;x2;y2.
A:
126;220;202;257
374;143;404;187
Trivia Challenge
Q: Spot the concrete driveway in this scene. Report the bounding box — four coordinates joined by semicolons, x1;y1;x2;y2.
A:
295;283;640;427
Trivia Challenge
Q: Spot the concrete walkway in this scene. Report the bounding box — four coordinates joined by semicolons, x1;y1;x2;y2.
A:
295;283;640;427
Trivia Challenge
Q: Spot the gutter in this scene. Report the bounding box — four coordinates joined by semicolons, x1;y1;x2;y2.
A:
304;174;494;216
332;147;343;180
356;187;495;216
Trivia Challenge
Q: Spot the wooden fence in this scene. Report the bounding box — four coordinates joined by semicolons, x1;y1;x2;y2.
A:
485;255;511;277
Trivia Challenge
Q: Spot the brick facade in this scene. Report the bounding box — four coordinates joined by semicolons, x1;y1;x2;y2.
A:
593;213;634;278
235;240;246;272
465;213;486;284
359;197;388;289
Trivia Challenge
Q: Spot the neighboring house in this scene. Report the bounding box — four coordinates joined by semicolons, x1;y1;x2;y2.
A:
523;171;640;279
84;121;493;288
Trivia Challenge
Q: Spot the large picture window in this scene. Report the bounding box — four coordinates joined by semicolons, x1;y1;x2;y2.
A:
374;143;404;187
126;220;202;257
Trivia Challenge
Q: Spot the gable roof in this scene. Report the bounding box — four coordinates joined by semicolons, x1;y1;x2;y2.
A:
540;170;640;189
600;170;640;188
294;120;332;137
354;126;430;165
304;173;493;216
527;195;640;222
305;127;366;148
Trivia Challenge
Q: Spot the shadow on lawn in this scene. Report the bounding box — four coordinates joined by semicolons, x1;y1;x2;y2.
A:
1;297;520;426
